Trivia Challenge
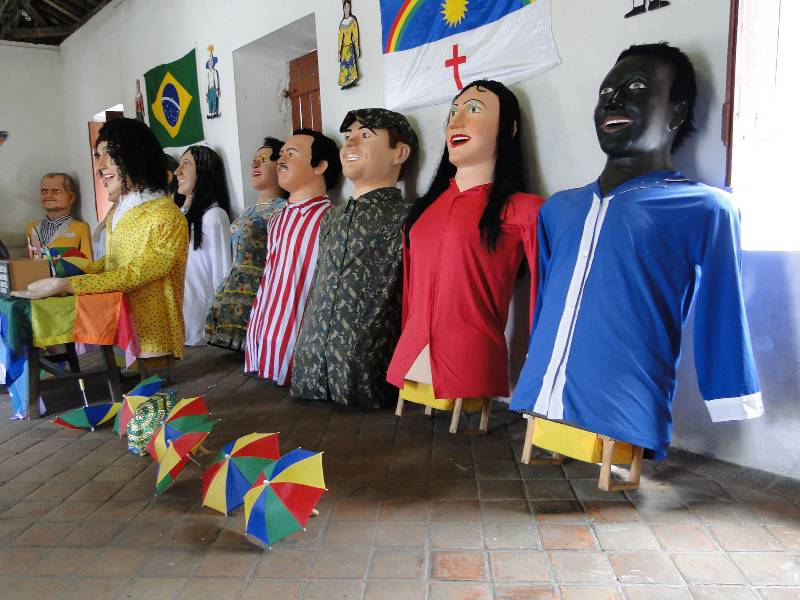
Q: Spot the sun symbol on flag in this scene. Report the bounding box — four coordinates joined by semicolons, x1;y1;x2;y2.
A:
441;0;468;27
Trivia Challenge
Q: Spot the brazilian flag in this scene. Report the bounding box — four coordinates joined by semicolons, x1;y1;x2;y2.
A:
144;49;204;148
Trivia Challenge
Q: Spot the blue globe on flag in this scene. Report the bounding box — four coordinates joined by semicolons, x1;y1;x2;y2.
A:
161;83;181;127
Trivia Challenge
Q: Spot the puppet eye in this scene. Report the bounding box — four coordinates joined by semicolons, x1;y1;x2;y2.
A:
600;86;614;96
628;81;647;90
465;101;483;113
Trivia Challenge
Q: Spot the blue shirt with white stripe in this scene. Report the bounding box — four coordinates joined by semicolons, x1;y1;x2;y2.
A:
510;171;762;459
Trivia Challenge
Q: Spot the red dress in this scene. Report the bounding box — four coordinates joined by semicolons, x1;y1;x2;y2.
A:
386;181;544;398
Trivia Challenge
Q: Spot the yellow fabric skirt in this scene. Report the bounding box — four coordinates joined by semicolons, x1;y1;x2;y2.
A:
399;380;486;412
530;417;635;464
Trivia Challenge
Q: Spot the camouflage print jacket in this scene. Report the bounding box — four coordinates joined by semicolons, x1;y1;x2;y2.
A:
291;187;411;408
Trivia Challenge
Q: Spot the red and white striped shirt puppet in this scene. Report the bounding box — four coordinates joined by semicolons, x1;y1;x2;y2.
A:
244;195;332;384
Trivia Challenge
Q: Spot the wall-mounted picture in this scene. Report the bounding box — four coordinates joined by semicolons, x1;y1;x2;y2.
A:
0;130;8;146
206;44;221;119
625;0;670;18
135;79;145;121
337;0;361;89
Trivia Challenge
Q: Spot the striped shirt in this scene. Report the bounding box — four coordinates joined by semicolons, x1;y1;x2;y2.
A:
244;195;332;384
37;215;71;245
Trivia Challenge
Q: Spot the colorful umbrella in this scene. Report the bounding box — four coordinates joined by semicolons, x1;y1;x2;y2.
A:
114;375;164;436
146;396;218;494
53;402;121;430
53;377;120;431
243;448;327;548
48;247;91;276
201;433;281;515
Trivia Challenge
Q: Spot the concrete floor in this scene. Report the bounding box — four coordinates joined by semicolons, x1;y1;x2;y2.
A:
0;344;798;600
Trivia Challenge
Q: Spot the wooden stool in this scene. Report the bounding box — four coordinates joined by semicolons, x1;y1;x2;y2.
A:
520;415;644;492
395;380;491;434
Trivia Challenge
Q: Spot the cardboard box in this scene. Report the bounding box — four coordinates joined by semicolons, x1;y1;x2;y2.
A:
0;258;51;295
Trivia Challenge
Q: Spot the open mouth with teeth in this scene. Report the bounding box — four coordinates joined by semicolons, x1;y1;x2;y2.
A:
449;134;471;147
601;116;633;133
252;170;262;177
345;153;361;162
278;164;289;172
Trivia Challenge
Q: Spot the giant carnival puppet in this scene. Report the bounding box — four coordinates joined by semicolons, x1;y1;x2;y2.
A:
14;118;189;362
387;80;544;433
244;130;341;385
510;43;762;490
292;108;417;408
175;145;232;347
206;138;288;350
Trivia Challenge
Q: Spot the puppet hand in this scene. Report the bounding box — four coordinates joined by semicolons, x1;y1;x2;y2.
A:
11;277;72;299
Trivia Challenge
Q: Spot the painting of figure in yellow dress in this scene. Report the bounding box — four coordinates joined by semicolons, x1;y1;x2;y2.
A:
337;0;361;89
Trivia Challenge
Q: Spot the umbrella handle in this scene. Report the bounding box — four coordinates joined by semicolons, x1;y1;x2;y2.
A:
196;445;212;456
78;378;90;408
311;508;319;518
187;454;205;469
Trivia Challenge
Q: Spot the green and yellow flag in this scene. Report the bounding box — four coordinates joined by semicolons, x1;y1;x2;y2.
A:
144;49;204;148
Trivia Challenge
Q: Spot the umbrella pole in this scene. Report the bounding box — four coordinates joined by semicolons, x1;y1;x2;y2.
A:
187;454;205;469
78;378;94;432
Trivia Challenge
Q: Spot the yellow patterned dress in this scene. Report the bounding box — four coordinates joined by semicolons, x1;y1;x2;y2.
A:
337;16;360;88
70;196;189;358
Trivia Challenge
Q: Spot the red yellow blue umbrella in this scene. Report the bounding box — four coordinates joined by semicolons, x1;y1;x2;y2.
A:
48;247;90;276
53;377;120;431
146;396;218;494
114;375;163;436
201;432;280;515
243;448;326;548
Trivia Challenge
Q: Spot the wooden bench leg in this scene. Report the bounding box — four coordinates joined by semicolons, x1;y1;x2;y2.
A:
102;345;122;402
520;415;564;465
478;399;492;432
395;395;405;417
597;436;644;492
449;398;463;433
27;347;41;419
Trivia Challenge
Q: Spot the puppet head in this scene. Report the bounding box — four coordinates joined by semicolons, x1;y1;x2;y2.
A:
95;118;167;201
594;42;696;159
339;108;417;193
405;79;525;250
252;137;285;194
39;173;77;218
277;129;342;196
177;145;231;250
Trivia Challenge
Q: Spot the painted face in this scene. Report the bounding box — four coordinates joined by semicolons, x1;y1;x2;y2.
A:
251;147;279;191
341;120;400;186
594;55;678;158
445;86;500;169
175;151;198;196
277;134;323;193
95;141;123;203
40;175;75;214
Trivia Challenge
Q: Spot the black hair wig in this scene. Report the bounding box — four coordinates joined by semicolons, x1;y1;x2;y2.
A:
292;128;342;191
616;42;698;152
162;153;185;208
181;145;231;250
96;118;168;195
259;136;284;162
404;79;525;250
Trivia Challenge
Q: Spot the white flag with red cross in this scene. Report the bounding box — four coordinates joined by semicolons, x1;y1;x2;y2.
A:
380;0;560;111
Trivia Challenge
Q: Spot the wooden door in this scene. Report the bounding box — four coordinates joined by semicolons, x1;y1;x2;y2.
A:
288;50;321;131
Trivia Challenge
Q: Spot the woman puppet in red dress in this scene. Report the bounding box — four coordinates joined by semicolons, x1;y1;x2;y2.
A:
387;79;544;433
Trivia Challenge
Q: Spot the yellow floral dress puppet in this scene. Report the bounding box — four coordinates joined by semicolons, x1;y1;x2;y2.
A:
337;0;360;88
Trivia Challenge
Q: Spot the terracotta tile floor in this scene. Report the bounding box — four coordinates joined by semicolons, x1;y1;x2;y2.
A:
0;345;798;599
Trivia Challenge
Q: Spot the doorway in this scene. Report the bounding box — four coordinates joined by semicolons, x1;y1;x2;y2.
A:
232;14;319;208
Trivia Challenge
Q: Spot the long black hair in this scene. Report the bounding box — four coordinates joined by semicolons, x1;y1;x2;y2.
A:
404;79;525;250
96;118;167;195
182;145;230;250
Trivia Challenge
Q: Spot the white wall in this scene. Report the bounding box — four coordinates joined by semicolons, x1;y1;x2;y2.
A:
0;42;70;254
13;0;797;477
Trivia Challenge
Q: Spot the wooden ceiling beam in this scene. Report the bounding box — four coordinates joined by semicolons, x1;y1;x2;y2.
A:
35;2;67;24
20;0;48;26
4;23;73;38
39;0;80;22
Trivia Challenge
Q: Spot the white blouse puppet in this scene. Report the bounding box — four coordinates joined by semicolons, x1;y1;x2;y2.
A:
183;204;232;345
